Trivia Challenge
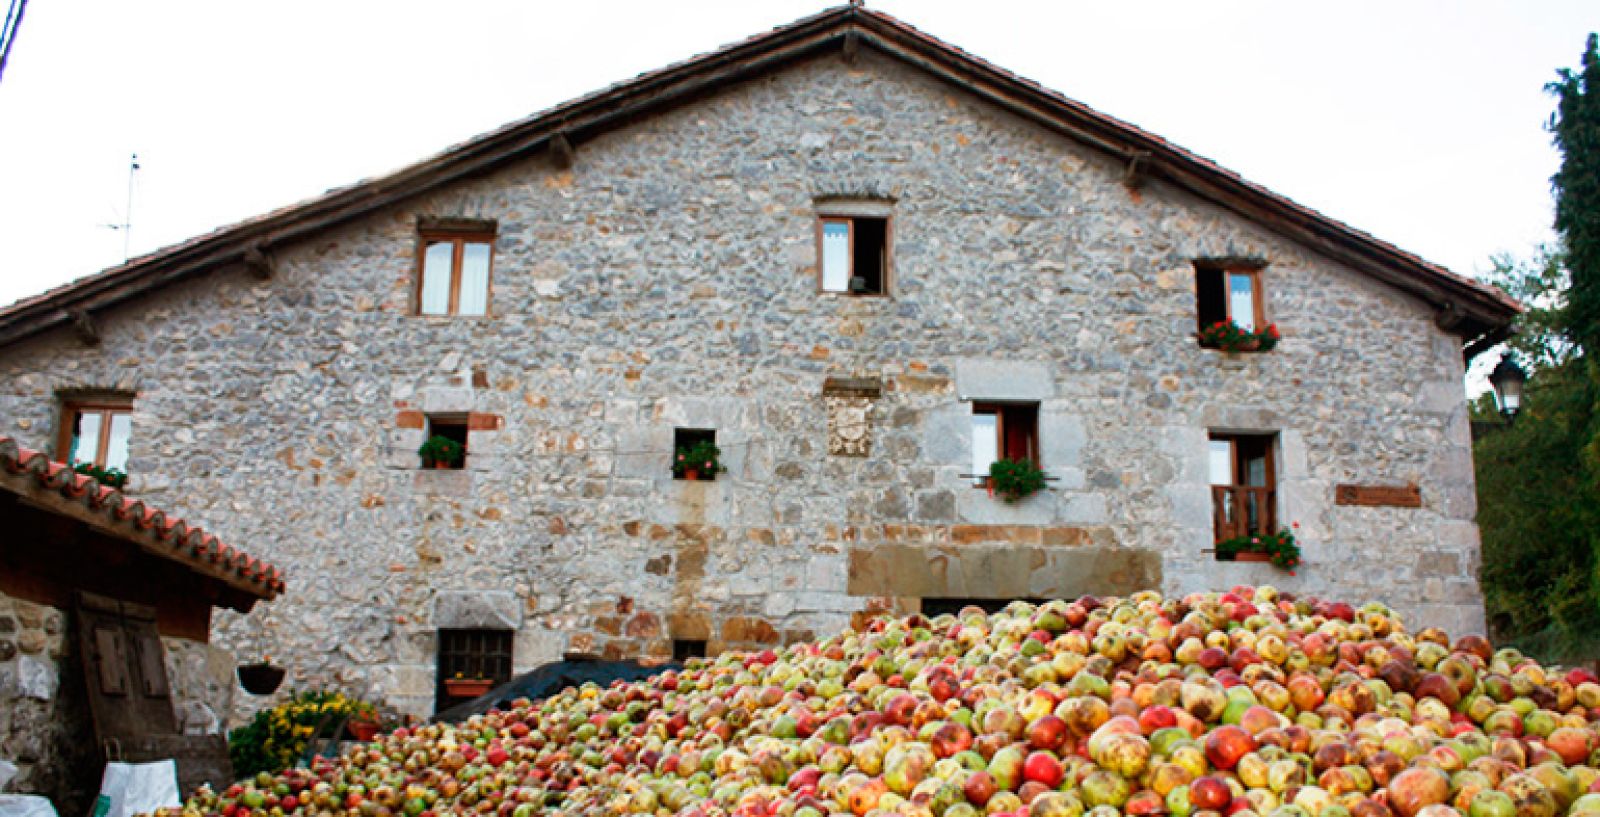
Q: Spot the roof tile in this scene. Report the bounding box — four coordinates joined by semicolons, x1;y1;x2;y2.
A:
0;436;284;598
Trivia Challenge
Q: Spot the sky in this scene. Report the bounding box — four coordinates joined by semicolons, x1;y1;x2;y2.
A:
0;1;1594;330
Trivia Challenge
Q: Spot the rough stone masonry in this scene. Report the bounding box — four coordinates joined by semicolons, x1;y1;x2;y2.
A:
0;50;1486;718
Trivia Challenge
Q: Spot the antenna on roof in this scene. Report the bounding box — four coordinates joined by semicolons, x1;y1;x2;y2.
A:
848;0;864;7
103;153;139;261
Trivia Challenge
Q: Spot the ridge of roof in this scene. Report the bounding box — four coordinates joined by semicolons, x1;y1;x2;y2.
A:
0;4;1519;348
0;435;286;602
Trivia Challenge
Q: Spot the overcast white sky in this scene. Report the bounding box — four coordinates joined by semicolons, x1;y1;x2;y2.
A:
0;1;1593;318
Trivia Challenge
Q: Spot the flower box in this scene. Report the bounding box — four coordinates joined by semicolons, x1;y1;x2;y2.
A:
445;678;495;698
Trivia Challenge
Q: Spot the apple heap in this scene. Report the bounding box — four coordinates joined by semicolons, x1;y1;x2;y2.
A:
168;587;1600;817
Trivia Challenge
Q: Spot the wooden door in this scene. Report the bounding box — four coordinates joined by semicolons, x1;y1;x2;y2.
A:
75;592;177;743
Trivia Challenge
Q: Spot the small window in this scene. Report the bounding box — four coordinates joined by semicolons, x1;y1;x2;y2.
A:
435;628;513;713
1209;433;1276;547
673;428;719;481
60;399;133;471
971;402;1038;486
1196;265;1264;334
672;639;708;660
422;415;469;470
819;216;888;296
417;231;494;316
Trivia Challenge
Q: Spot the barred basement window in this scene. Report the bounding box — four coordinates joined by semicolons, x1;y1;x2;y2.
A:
435;628;513;713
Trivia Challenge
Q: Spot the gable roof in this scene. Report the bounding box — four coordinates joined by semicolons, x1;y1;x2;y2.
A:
0;5;1519;352
0;436;286;607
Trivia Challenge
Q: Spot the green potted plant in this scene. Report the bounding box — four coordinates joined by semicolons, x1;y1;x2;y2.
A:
1198;320;1281;353
1216;524;1301;574
674;440;725;481
418;435;465;469
988;458;1046;503
73;461;129;489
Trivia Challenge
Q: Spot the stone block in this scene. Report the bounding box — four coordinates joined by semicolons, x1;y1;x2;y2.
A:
1039;404;1087;466
953;359;1054;402
1057;494;1107;525
419;386;475;413
721;616;779;644
434;590;521;630
955;486;1055;525
921;404;971;468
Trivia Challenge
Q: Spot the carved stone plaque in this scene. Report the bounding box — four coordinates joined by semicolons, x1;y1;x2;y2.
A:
1334;484;1422;508
824;379;880;457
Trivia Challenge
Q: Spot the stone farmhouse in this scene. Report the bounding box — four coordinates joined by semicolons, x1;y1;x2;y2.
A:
0;6;1519;717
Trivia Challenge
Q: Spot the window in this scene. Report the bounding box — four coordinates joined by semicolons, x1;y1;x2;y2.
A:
819;215;889;296
1209;433;1276;545
417;230;494;316
1196;265;1264;334
435;628;513;713
672;639;708;660
59;400;133;470
422;415;469;470
971;403;1038;486
673;428;718;481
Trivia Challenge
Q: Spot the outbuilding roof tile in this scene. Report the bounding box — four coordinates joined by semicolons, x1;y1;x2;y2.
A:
0;436;285;599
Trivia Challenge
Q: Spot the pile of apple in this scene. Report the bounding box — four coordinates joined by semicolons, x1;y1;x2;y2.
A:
170;587;1600;817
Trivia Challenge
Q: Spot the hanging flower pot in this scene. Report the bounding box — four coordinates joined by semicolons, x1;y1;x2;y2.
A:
1234;551;1273;563
237;662;286;695
683;468;701;482
347;716;381;742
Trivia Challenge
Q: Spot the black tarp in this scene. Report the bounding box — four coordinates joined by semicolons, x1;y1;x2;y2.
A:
432;659;679;722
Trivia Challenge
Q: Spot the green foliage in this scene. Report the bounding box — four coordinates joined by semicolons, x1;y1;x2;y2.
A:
417;434;465;467
1197;319;1280;353
229;690;376;777
1216;527;1301;573
72;461;128;489
988;458;1046;503
673;440;724;476
1475;358;1600;652
1484;247;1573;370
1475;35;1600;663
1551;33;1600;356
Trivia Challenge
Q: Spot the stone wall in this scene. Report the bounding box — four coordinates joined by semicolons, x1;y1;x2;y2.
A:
0;50;1483;719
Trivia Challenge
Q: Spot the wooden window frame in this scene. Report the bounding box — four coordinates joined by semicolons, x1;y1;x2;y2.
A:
58;399;133;468
415;230;496;317
815;215;892;297
1195;264;1267;336
1208;433;1277;544
971;402;1040;486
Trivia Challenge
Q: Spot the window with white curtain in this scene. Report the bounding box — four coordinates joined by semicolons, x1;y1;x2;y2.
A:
416;231;494;316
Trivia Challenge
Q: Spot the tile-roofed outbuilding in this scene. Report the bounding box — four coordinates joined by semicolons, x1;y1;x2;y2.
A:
0;435;284;605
